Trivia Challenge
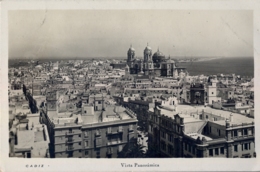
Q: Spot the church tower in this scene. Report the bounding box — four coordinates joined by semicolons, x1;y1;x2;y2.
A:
127;45;135;66
207;79;218;105
143;43;153;75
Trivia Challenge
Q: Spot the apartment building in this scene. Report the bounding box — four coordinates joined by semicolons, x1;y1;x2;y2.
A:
41;90;138;158
148;102;255;158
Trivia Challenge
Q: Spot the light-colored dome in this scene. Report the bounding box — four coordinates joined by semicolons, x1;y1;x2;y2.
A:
145;46;152;50
128;45;135;53
130;47;135;51
144;45;152;55
128;47;135;52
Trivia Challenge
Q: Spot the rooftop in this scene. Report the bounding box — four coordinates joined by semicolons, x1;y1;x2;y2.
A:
153;104;253;126
186;133;213;141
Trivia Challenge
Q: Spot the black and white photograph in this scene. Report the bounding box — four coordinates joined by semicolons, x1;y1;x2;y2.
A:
1;1;260;171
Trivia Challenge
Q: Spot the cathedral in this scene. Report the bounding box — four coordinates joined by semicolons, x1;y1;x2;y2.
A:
125;44;187;78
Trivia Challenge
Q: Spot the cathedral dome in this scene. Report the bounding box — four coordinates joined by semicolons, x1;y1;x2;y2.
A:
128;47;135;52
152;49;166;63
128;46;135;54
144;45;152;55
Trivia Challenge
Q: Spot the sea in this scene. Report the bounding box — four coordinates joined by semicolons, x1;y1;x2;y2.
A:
178;57;254;77
9;57;254;77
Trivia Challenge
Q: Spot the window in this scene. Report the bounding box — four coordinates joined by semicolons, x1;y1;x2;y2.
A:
69;128;72;133
95;129;100;136
220;147;224;154
118;126;123;132
79;142;81;146
215;148;219;155
107;127;112;133
129;124;133;131
218;130;221;136
209;149;213;156
242;144;244;151
168;135;173;142
245;143;250;150
185;143;188;151
244;129;248;135
244;143;247;150
248;129;252;135
118;145;123;152
84;131;88;138
161;131;166;139
234;130;238;137
212;92;214;95
85;141;89;147
234;145;238;152
79;134;81;137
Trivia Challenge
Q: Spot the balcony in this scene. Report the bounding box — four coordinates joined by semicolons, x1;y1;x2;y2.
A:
95;132;101;137
107;140;122;146
118;128;123;133
107;130;123;135
67;139;74;143
65;131;82;136
66;147;74;151
128;128;134;132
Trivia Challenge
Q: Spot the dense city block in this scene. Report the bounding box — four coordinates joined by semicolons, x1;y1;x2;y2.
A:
9;45;255;158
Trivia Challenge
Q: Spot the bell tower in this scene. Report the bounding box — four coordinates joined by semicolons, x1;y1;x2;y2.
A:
127;45;135;65
144;43;152;62
143;43;153;75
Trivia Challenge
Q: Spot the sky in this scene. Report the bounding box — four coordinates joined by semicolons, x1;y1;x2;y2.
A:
8;10;253;59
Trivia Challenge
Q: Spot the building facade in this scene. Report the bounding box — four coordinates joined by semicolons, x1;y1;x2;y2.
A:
41;90;138;158
148;102;255;158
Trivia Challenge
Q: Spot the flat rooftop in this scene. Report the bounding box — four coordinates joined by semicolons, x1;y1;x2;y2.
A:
48;105;134;127
186;133;213;141
151;104;253;125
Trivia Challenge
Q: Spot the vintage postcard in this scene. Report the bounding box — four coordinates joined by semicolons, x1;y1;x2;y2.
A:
1;0;260;171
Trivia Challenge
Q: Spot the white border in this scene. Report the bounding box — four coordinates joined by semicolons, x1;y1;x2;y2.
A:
1;0;260;171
